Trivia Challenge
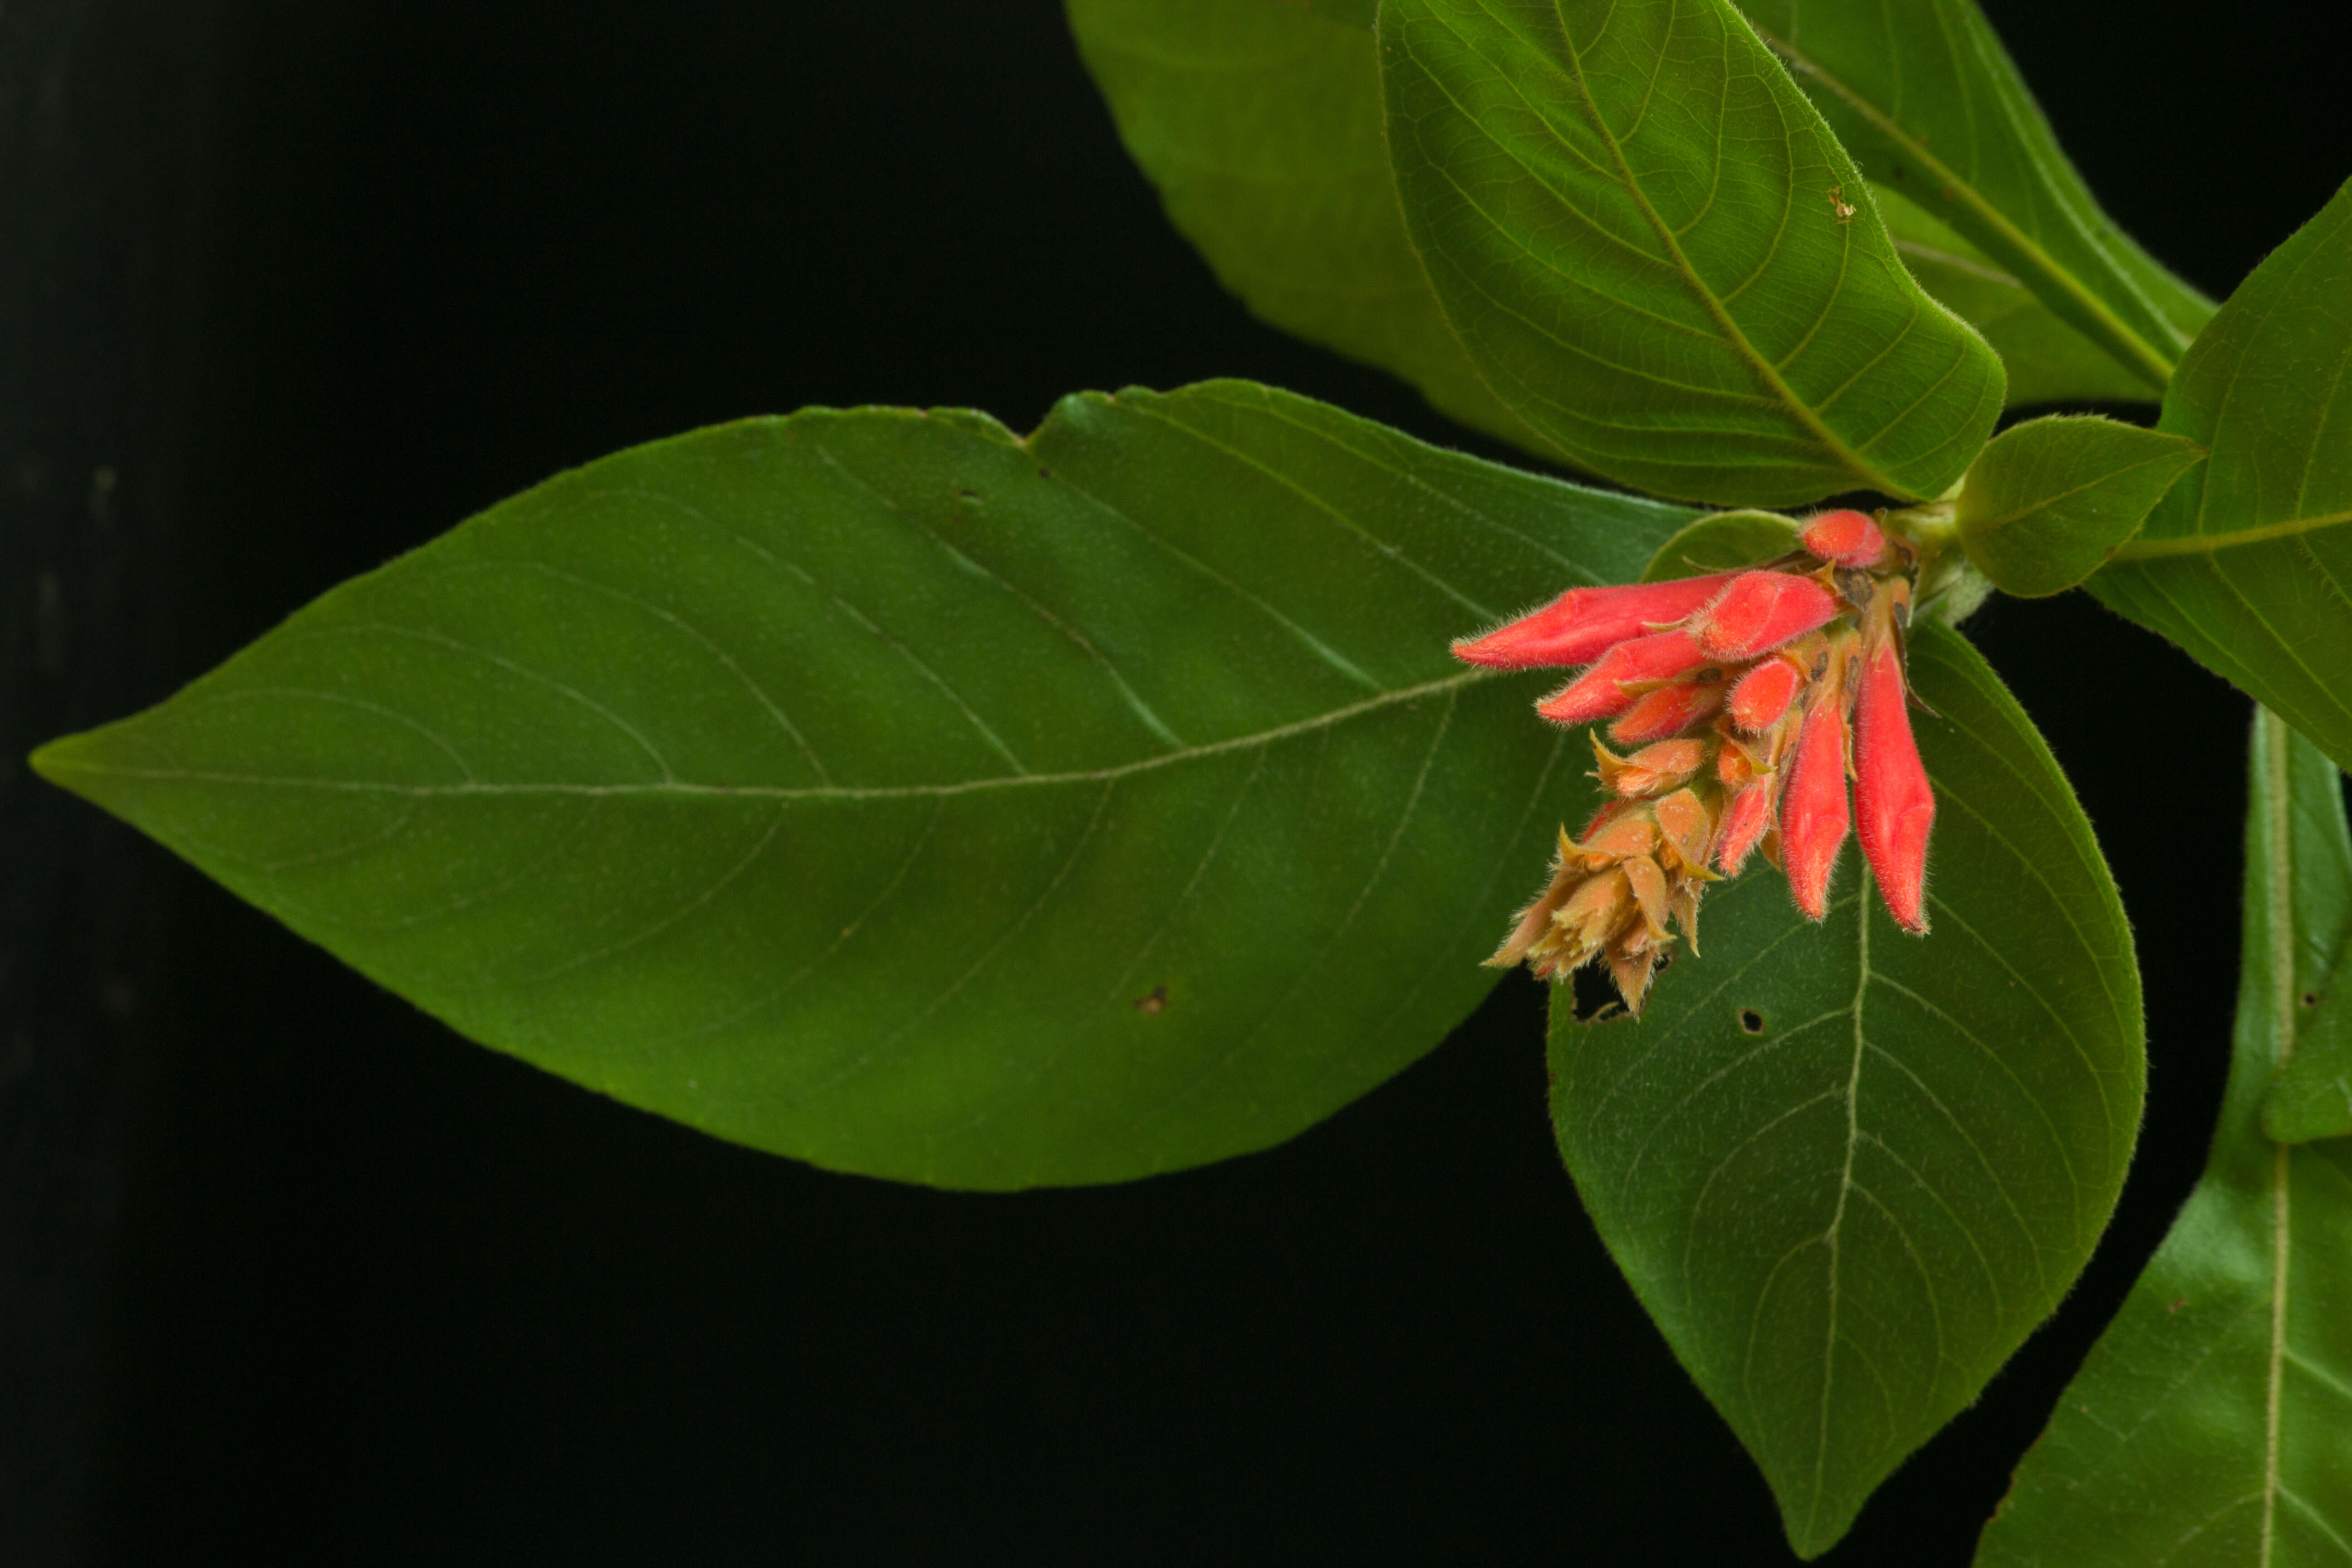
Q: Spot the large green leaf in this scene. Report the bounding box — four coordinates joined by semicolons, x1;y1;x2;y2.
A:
1065;0;1549;455
1975;714;2352;1568
31;381;1698;1190
1739;0;2214;393
2090;177;2352;775
1871;181;2161;408
1956;415;2205;598
1380;0;2005;508
1547;618;2143;1558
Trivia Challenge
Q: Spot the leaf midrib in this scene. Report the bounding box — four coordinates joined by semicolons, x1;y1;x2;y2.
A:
2110;506;2352;560
1746;24;2176;392
1965;446;2203;533
1516;0;1918;500
2259;709;2295;1568
32;669;1494;804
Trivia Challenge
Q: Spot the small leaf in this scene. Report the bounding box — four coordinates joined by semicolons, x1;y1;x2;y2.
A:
32;381;1698;1190
2090;176;2352;774
1065;0;1551;455
1975;714;2352;1567
1640;510;1803;582
1739;0;2214;392
1548;618;2143;1558
1378;0;2006;508
1872;181;2164;408
2265;749;2352;1144
1956;415;2205;597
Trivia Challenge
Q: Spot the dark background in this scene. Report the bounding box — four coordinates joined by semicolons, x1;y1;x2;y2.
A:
4;1;2344;1562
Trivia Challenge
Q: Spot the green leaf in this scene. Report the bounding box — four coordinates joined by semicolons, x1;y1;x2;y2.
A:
2089;176;2352;774
2265;750;2352;1145
31;380;1698;1191
1639;509;1803;581
1547;617;2143;1558
1738;0;2214;392
1956;415;2205;598
1379;0;2006;508
1872;181;2164;408
1975;713;2352;1568
1064;0;1551;456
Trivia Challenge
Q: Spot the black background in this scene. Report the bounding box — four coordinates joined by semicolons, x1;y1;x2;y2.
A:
4;1;2347;1562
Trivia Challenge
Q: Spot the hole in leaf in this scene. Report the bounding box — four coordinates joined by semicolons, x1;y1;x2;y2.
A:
1738;1008;1765;1034
2302;990;2321;1009
1570;966;1625;1024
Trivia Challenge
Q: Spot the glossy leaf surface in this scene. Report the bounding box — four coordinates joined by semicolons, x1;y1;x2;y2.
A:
1379;0;2005;507
33;381;1699;1190
2091;177;2352;774
1740;0;2214;392
1548;618;2143;1558
1066;0;1548;454
1872;182;2160;408
1957;415;2205;598
1977;714;2352;1568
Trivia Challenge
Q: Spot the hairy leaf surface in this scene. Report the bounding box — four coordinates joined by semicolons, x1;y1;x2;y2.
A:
1379;0;2005;507
2091;177;2352;774
1066;0;1548;454
1872;182;2160;408
1548;619;2143;1558
1740;0;2214;392
1958;416;2205;598
1976;715;2352;1568
1640;509;1802;581
34;381;1699;1189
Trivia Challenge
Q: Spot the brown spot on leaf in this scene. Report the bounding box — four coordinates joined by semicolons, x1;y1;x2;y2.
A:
1133;986;1167;1016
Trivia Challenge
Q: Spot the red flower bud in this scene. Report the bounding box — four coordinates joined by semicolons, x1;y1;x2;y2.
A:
1692;571;1840;662
1607;675;1727;745
1715;780;1776;874
1854;642;1935;933
1780;635;1858;920
1801;509;1889;568
1451;573;1736;670
1725;655;1805;734
1535;630;1710;725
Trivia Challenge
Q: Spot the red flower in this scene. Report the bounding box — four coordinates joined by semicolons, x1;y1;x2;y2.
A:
1457;514;1936;1009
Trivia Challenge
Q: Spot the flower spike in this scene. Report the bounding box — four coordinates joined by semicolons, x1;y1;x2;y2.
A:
1457;513;1936;1008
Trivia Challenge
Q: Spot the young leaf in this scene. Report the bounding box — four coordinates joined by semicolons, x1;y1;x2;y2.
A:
31;381;1698;1191
1379;0;2006;508
1065;0;1552;456
1639;510;1803;582
1975;714;2352;1568
1739;0;2214;392
2265;752;2352;1145
1548;618;2143;1558
1956;415;2205;598
2090;176;2352;774
1872;181;2165;408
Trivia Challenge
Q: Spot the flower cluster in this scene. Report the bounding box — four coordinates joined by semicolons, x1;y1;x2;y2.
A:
1454;510;1935;1013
